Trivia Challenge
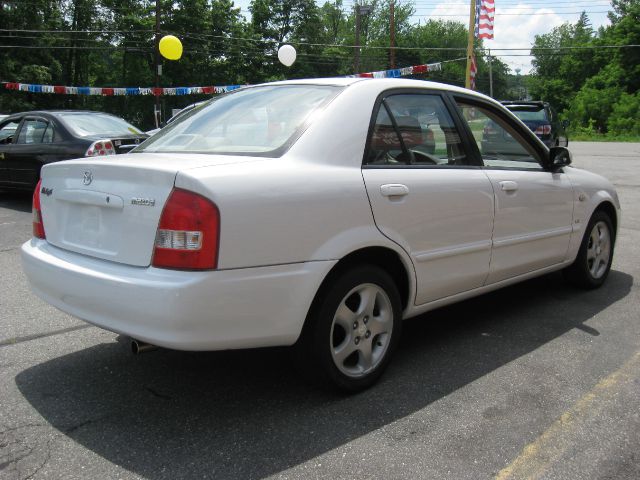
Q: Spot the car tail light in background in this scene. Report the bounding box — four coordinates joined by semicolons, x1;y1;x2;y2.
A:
152;188;220;270
534;124;552;136
425;129;435;143
483;124;498;135
32;179;46;239
85;139;116;157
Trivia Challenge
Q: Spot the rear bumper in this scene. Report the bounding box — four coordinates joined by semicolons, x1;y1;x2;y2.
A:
21;239;336;350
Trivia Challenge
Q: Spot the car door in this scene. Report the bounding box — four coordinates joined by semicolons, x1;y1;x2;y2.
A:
7;116;56;188
0;117;21;185
454;97;574;285
361;91;495;305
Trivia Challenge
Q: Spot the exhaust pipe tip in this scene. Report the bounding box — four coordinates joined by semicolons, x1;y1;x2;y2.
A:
131;339;158;355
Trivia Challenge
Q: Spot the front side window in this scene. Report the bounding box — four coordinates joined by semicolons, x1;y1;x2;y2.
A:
136;85;342;157
456;102;543;170
365;93;468;167
0;120;19;144
16;119;52;145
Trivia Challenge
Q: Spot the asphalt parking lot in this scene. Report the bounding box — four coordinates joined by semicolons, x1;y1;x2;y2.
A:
1;142;639;480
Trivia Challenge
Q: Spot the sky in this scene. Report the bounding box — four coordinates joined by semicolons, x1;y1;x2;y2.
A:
231;0;613;74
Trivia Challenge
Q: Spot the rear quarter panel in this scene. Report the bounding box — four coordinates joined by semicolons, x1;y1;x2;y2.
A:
175;158;394;269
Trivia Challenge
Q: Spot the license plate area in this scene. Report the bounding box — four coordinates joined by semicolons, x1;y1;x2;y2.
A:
62;203;120;255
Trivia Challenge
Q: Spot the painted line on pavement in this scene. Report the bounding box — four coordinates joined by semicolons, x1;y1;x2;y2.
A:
495;350;640;480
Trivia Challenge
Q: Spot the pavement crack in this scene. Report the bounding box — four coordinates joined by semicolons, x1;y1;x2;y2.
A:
0;423;47;435
0;447;33;472
63;419;95;434
22;438;52;480
0;324;93;347
145;387;172;400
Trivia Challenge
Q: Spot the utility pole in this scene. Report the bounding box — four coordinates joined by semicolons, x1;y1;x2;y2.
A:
354;4;362;73
354;4;372;74
390;1;395;69
488;48;493;97
154;0;161;128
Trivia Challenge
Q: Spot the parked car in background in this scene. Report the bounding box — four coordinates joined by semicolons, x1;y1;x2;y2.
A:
22;79;619;392
502;101;569;147
0;110;147;191
481;101;569;157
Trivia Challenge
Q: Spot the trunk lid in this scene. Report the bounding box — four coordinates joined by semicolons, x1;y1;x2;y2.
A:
38;152;258;266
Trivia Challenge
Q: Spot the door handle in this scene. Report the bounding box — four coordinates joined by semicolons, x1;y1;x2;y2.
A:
380;184;409;197
499;180;518;192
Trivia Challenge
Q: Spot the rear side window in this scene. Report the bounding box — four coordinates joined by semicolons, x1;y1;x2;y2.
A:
365;93;469;167
16;119;53;145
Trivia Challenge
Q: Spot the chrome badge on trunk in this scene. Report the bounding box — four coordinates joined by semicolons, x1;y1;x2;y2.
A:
131;197;156;206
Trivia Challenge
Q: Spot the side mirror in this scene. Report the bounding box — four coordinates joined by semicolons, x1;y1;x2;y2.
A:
562;119;570;128
545;146;572;171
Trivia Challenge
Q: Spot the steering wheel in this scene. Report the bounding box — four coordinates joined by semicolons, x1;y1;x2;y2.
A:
409;149;439;165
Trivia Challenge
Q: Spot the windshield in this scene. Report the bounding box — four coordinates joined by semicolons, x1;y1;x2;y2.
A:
135;84;342;156
509;107;548;122
59;113;143;137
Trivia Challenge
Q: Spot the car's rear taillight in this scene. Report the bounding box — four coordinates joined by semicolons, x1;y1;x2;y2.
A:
483;125;497;135
32;179;46;239
425;129;434;142
534;124;552;136
152;188;220;270
85;139;116;157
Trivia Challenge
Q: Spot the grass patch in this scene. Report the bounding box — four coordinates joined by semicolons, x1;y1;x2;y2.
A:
570;132;640;142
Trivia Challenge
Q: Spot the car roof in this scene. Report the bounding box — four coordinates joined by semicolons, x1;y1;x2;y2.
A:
27;110;116;115
3;110;120;119
245;77;499;104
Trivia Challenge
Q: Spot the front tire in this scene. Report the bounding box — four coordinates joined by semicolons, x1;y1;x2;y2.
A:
295;265;402;392
563;210;614;289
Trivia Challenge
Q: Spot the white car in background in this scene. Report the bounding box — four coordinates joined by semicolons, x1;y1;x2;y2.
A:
146;101;206;136
22;78;619;392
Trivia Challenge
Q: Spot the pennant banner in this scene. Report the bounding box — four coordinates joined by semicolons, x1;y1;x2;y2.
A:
346;61;442;79
2;82;242;96
2;61;443;96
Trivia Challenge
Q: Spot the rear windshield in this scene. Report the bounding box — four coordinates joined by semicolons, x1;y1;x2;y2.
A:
59;113;143;137
135;84;342;156
508;107;548;122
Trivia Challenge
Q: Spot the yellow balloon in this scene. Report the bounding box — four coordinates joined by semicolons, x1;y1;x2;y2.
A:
159;35;183;61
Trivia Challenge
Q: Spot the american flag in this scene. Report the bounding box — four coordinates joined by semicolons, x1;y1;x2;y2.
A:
469;54;477;90
475;0;495;40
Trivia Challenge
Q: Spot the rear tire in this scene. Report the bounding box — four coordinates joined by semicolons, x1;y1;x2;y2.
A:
294;265;402;392
563;210;614;289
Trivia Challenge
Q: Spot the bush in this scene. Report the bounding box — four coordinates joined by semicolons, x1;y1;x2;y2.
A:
608;92;640;136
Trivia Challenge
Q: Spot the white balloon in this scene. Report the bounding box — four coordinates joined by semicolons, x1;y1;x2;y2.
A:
278;44;297;67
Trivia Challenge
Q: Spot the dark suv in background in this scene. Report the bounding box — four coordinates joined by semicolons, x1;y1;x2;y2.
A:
502;101;569;148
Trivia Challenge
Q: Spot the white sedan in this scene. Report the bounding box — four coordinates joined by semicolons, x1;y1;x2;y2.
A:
22;78;619;392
